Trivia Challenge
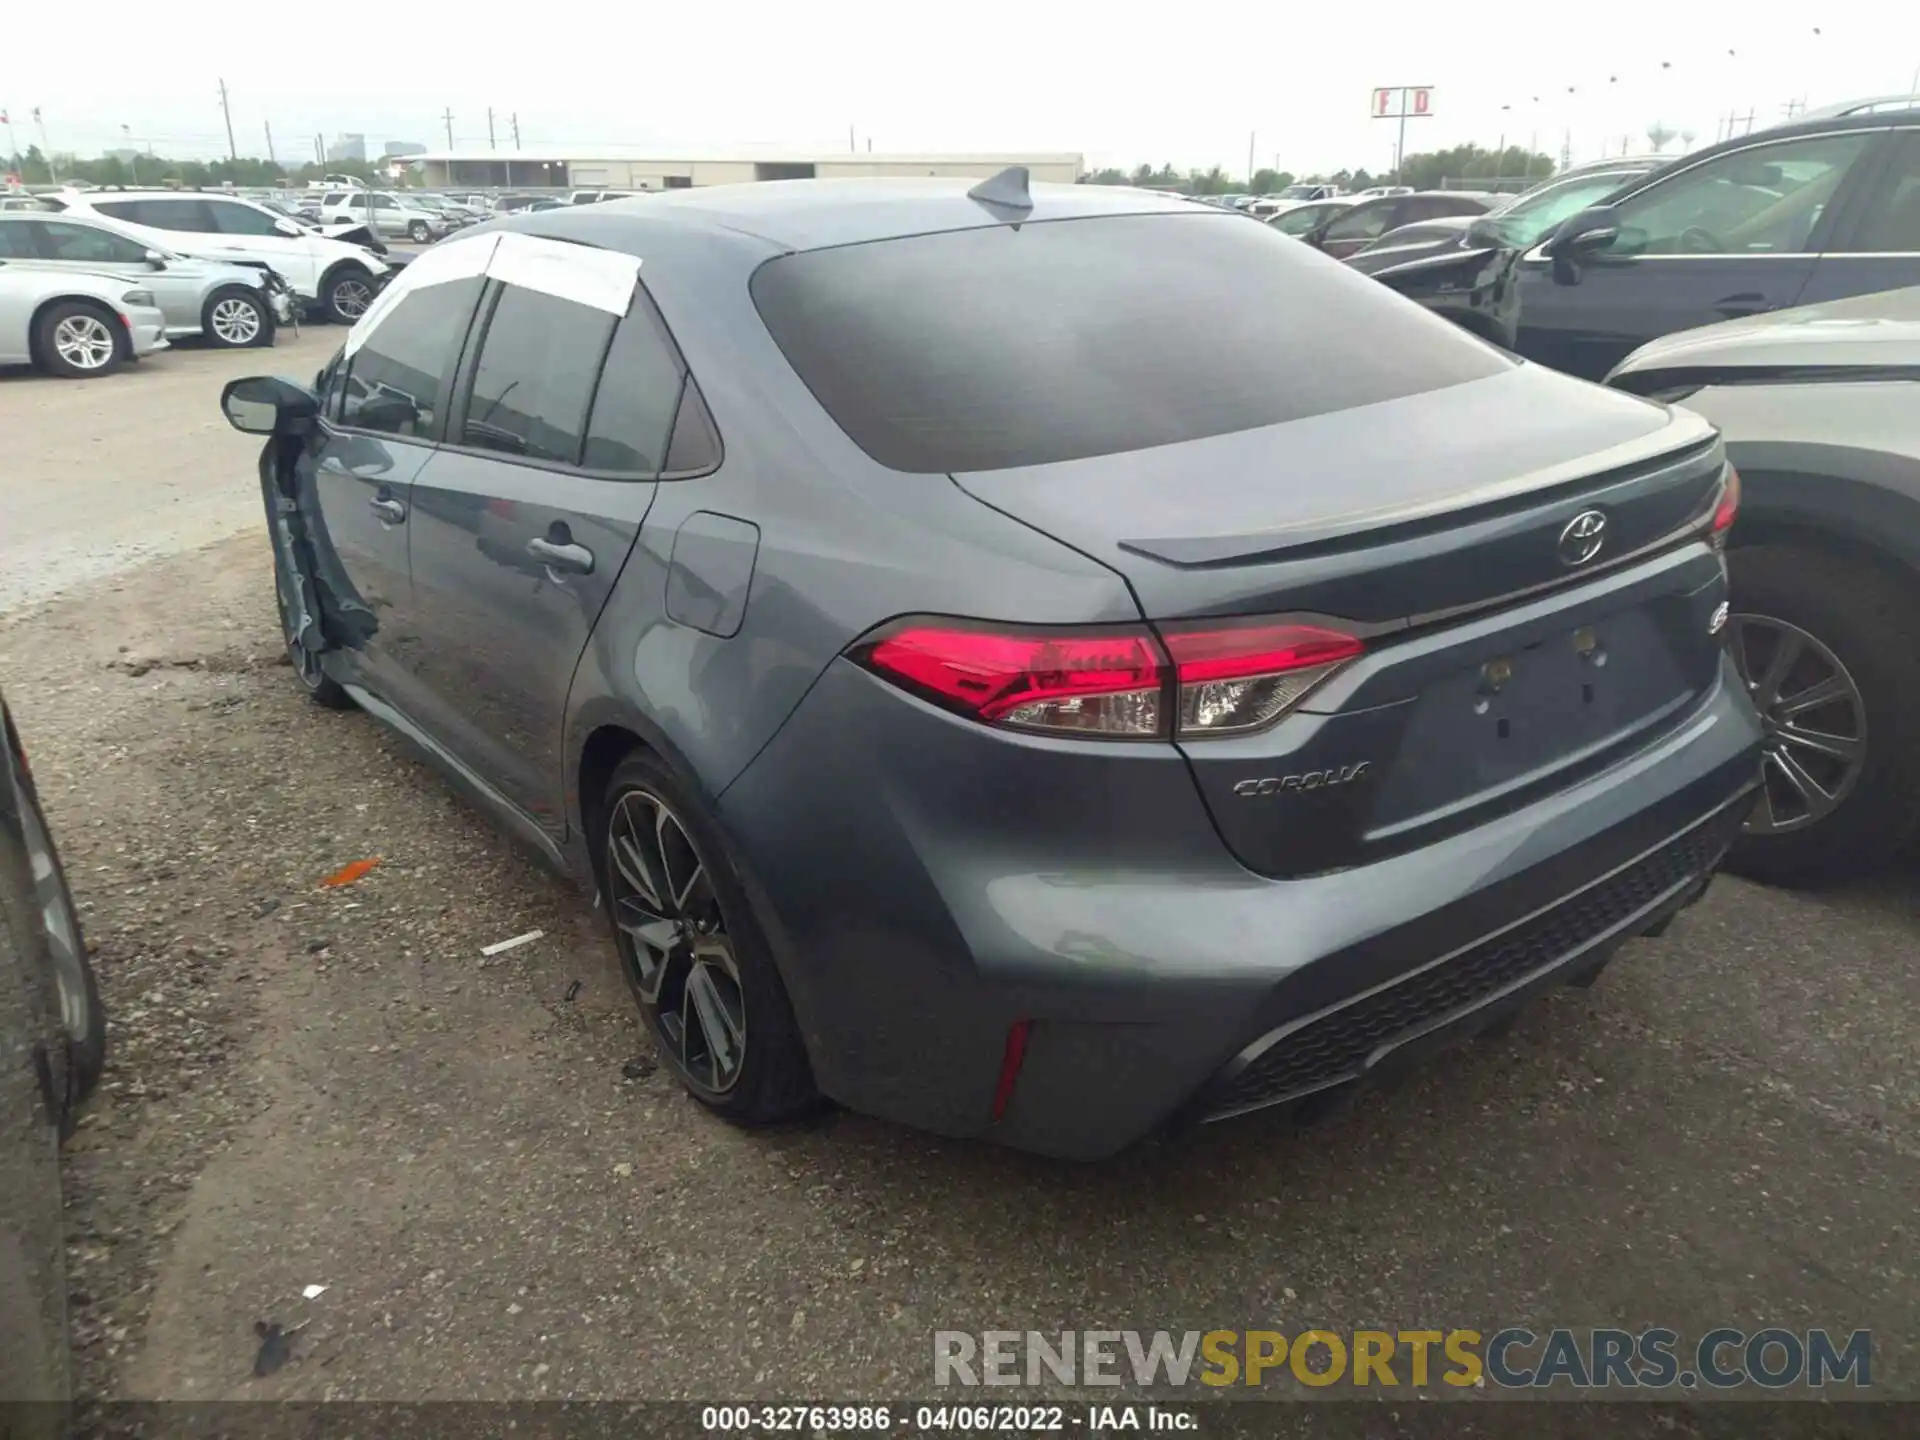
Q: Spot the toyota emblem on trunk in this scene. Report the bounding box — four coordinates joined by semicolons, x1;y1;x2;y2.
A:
1558;509;1608;566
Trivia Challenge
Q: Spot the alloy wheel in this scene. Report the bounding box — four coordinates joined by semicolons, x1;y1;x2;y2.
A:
18;791;90;1040
53;314;116;370
605;789;747;1094
210;296;262;344
332;278;374;320
1728;613;1868;835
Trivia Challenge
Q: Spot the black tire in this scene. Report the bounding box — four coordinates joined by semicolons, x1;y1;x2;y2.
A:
596;749;817;1125
1724;542;1920;887
407;220;431;243
15;771;106;1132
34;300;125;379
322;266;376;325
272;560;353;710
201;286;274;349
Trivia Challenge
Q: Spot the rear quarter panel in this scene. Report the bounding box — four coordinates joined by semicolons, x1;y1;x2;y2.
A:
562;222;1141;826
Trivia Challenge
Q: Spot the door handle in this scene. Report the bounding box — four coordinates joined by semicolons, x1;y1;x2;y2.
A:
527;537;595;575
368;496;406;524
1714;293;1772;318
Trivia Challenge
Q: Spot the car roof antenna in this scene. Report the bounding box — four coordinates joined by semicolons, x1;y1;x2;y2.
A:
966;166;1033;217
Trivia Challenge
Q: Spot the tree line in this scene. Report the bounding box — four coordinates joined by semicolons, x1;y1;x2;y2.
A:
4;145;390;189
1085;144;1559;195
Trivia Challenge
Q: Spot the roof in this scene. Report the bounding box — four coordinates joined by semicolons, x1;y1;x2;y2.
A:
500;175;1198;251
1611;285;1920;378
407;148;1084;168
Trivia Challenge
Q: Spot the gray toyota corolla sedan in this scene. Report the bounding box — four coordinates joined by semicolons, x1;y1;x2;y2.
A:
221;174;1763;1160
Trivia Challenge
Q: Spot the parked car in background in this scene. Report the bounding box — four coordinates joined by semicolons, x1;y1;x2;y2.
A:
1264;197;1355;237
0;195;54;212
1346;158;1666;277
221;180;1759;1160
1;684;106;1433
1608;286;1920;884
45;189;392;324
409;194;482;227
1352;185;1415;198
567;189;644;205
315;191;452;244
1375;110;1920;375
0;212;290;347
1273;182;1343;202
0;263;169;377
491;195;544;213
1299;190;1496;259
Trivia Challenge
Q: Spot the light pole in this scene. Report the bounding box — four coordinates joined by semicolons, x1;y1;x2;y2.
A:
122;124;138;184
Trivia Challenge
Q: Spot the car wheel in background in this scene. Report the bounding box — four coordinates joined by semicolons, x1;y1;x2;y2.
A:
1724;543;1920;886
407;220;431;243
15;770;105;1135
596;749;817;1125
203;287;273;349
35;302;123;379
272;561;353;710
322;268;376;325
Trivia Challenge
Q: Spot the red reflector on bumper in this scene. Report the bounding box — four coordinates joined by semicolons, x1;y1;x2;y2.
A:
991;1019;1033;1121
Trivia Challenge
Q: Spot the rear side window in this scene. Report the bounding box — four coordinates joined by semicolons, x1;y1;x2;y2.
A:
0;221;35;259
341;277;485;439
458;284;616;465
751;212;1508;474
105;198;212;231
581;289;685;474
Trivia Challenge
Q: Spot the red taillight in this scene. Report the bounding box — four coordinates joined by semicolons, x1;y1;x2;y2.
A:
860;623;1166;737
1711;465;1741;535
855;617;1363;740
1161;621;1364;737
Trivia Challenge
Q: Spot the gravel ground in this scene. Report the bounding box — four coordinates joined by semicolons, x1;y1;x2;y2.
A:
1;335;1916;1419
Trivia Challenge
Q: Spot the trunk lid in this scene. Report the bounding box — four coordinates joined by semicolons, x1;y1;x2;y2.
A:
952;364;1734;877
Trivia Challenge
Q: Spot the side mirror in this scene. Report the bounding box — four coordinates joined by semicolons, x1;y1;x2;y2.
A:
274;219;302;237
1547;206;1622;258
143;249;168;270
221;376;319;435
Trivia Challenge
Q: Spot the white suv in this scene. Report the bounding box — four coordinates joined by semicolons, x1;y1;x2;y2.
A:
45;189;391;323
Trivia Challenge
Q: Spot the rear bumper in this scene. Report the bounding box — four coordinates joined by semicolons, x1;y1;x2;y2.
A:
719;655;1762;1161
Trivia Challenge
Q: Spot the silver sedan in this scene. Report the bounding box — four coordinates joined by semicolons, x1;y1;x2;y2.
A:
0;211;289;347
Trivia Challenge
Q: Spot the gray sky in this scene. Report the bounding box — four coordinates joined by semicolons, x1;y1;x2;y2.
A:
6;4;1919;174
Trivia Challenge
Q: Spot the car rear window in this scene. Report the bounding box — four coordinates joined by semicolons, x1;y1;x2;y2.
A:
750;212;1509;474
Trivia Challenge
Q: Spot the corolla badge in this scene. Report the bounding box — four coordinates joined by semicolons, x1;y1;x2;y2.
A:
1557;508;1608;567
1232;762;1371;797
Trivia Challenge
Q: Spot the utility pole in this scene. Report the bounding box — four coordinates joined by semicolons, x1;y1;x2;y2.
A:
511;113;521;147
848;124;856;154
263;120;276;165
487;107;496;150
1247;130;1256;186
217;78;237;160
442;107;454;148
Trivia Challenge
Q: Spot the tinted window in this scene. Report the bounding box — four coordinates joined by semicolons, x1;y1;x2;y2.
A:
663;379;722;475
1268;202;1336;235
120;198;215;231
1614;133;1871;255
1322;200;1395;242
0;220;35;259
459;284;616;465
582;290;685;473
341;277;484;439
751;212;1508;474
34;220;147;264
1835;131;1920;252
205;200;283;236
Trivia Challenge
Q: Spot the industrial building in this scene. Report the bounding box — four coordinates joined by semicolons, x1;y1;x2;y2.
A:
405;149;1083;192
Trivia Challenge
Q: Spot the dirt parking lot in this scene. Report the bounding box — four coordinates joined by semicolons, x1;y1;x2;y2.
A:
1;331;1916;1421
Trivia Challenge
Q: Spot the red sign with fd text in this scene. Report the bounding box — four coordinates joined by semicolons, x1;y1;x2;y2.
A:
1372;87;1435;118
